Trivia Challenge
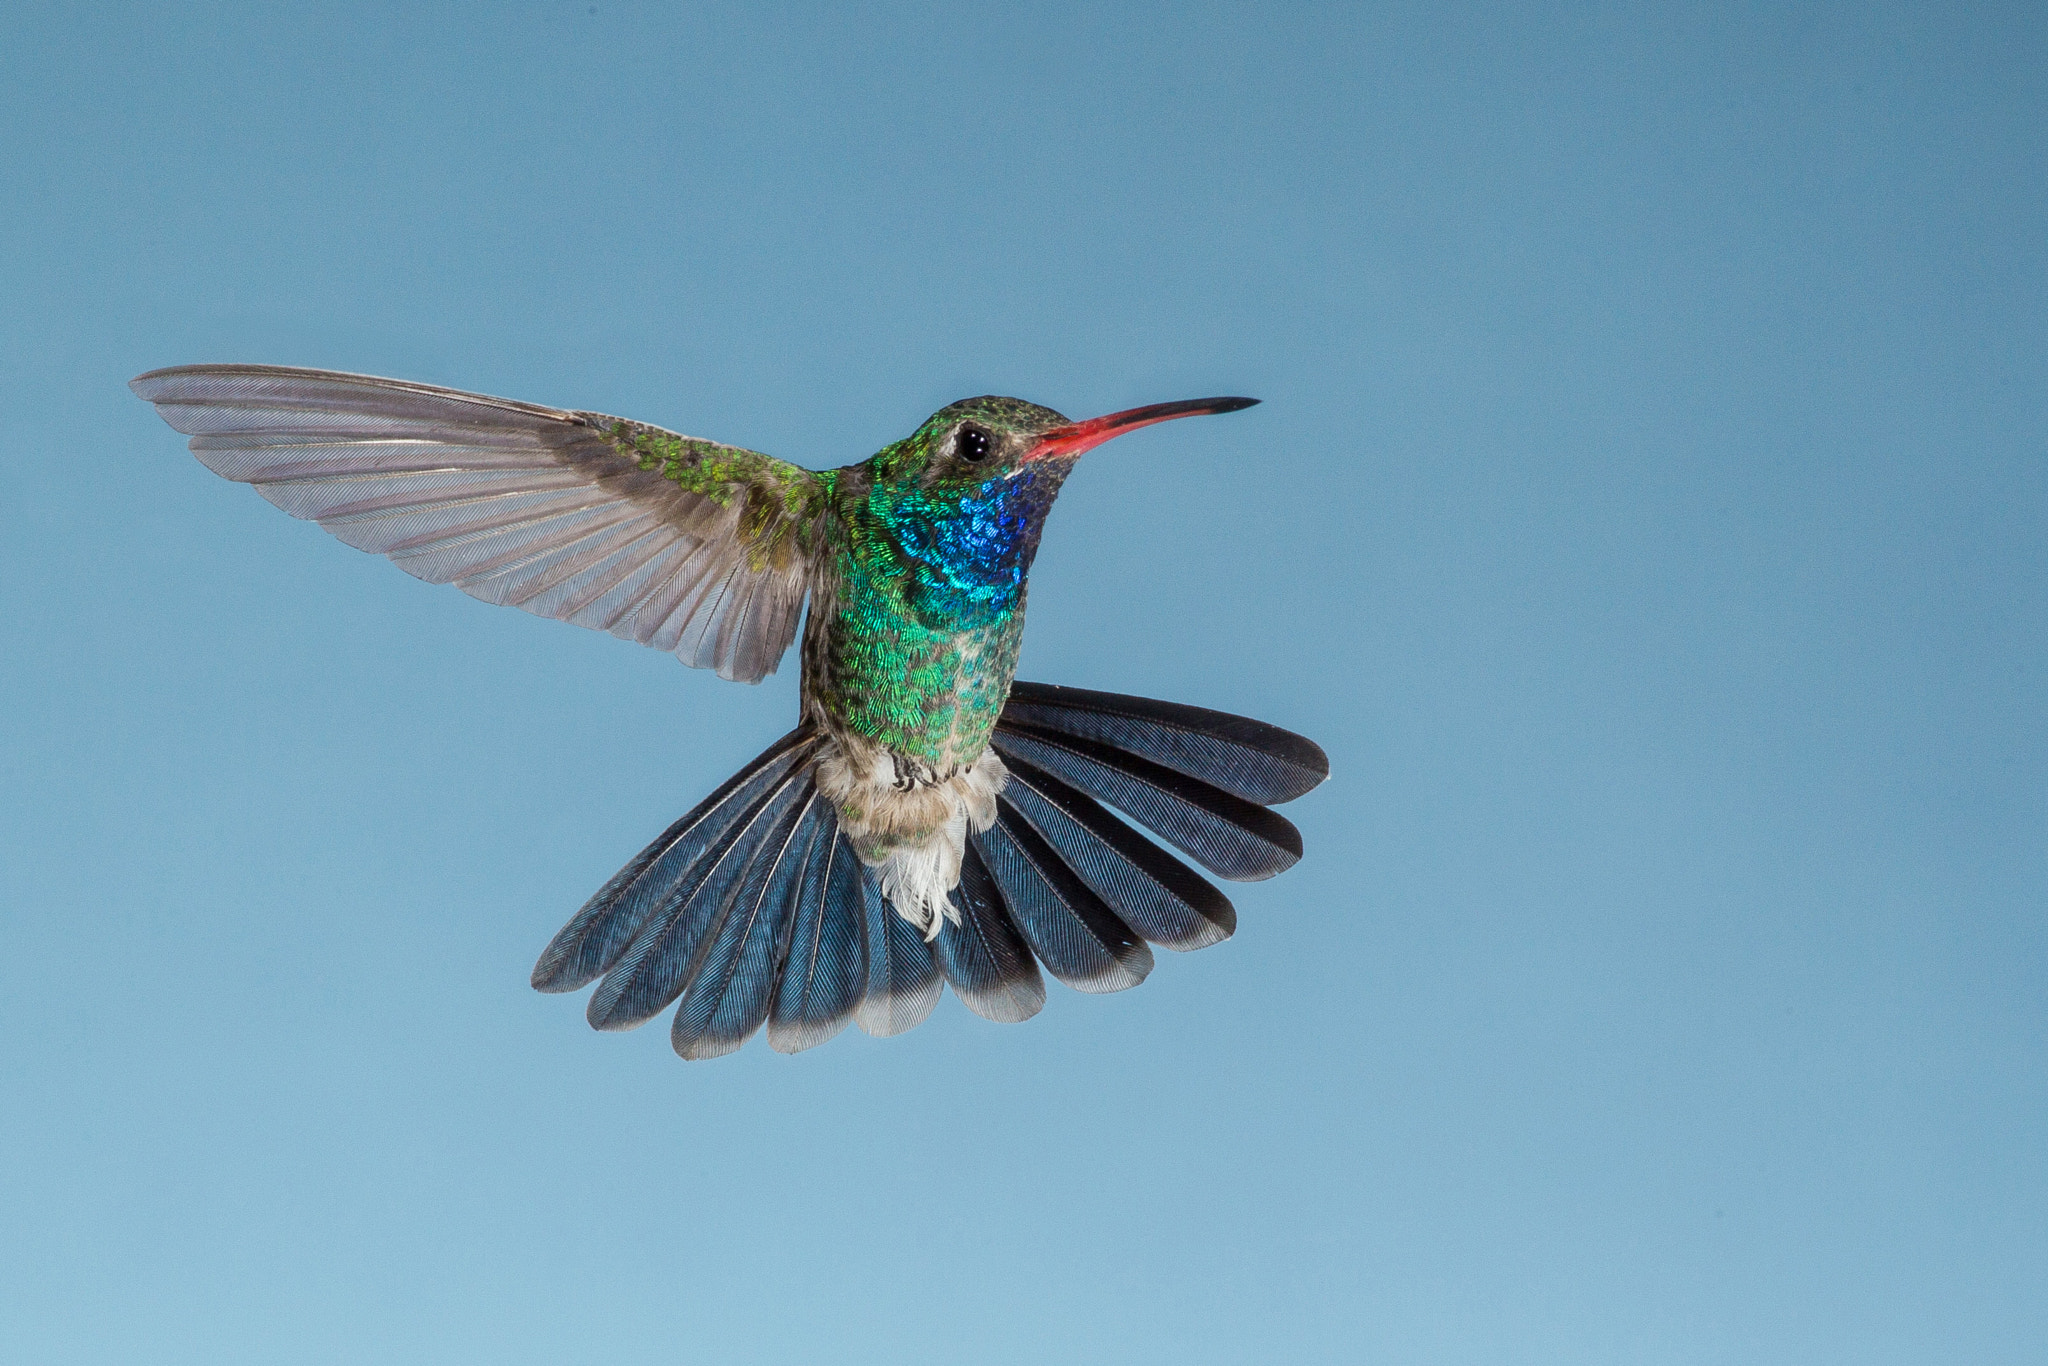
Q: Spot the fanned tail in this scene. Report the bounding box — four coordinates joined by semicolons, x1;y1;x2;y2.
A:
532;682;1327;1057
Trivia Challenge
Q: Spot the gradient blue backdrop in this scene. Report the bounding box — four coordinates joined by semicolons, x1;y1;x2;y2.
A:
3;3;2042;1362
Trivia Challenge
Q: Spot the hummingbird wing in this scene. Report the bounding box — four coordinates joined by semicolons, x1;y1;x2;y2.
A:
131;364;831;683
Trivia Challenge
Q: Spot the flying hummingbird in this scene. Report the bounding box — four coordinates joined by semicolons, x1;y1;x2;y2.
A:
133;365;1328;1058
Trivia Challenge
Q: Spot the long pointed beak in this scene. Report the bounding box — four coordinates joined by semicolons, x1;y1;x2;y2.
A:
1028;396;1259;461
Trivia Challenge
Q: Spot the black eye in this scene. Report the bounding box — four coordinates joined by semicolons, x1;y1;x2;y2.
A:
956;424;993;463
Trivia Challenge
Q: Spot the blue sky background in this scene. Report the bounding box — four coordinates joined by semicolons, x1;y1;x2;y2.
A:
2;2;2042;1362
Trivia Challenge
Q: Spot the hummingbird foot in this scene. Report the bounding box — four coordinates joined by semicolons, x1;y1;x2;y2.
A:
814;738;1008;935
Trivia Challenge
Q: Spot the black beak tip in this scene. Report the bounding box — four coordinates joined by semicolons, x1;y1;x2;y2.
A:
1209;396;1260;414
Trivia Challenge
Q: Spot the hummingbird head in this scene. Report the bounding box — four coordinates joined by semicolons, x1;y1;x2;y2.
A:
871;393;1261;491
855;393;1258;626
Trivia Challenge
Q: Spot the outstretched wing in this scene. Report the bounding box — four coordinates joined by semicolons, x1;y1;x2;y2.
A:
131;364;833;683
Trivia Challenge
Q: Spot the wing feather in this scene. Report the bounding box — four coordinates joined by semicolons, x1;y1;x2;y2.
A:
133;363;832;683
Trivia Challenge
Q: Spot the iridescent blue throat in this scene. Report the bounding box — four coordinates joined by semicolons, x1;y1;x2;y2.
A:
891;462;1071;628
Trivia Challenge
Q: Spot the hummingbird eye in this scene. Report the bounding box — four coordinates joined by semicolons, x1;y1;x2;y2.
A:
955;424;994;464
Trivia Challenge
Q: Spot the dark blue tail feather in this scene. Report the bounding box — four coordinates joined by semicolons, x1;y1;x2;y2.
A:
766;817;866;1054
934;844;1046;1023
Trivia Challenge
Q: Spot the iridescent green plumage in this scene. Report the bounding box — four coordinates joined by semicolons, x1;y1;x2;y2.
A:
603;419;834;573
588;395;1076;774
804;397;1073;772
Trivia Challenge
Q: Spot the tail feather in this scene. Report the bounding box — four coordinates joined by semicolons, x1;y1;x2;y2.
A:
998;752;1234;951
766;818;866;1053
585;762;813;1032
533;684;1327;1058
855;872;942;1037
978;802;1153;992
1000;681;1328;805
670;791;827;1059
933;845;1047;1023
531;728;817;992
990;722;1303;881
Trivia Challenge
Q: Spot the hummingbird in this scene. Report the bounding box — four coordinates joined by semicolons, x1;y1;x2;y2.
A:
133;365;1328;1058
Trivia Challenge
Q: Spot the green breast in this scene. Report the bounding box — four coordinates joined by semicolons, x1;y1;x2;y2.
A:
814;565;1026;769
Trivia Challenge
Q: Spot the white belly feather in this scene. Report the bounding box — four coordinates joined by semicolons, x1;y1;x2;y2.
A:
813;738;1009;939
